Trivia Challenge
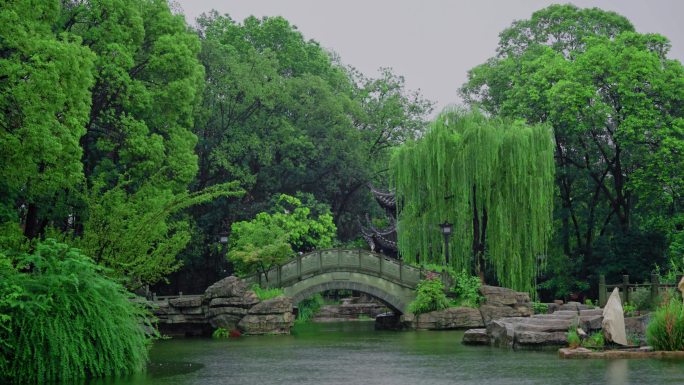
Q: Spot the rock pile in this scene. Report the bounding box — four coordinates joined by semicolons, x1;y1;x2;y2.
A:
153;276;294;336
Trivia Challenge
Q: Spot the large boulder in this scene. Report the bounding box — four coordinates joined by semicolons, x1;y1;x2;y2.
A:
602;288;628;346
411;307;484;330
463;328;489;345
204;276;248;300
208;291;260;308
248;296;293;315
479;304;531;325
238;313;295;335
480;285;529;306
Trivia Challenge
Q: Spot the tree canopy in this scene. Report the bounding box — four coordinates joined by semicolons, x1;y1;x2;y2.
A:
391;110;555;292
461;4;684;294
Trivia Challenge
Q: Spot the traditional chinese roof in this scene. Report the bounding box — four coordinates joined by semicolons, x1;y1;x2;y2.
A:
359;186;399;257
369;184;396;211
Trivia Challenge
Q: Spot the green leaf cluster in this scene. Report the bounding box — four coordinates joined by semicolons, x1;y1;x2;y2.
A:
227;194;336;277
0;239;151;383
451;270;483;308
408;275;450;315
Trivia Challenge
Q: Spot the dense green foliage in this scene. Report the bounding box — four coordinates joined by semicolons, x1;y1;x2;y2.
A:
461;4;684;296
408;274;450;315
227;194;336;278
296;294;324;323
251;284;285;300
646;297;684;351
0;240;151;383
451;270;483;308
392;110;555;292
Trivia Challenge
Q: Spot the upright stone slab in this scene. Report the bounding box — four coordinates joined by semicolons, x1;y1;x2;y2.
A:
602;287;628;345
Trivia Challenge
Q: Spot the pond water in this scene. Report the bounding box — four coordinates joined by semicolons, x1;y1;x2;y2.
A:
88;322;683;385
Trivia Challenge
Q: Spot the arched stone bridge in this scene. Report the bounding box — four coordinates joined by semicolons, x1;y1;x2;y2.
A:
241;249;439;314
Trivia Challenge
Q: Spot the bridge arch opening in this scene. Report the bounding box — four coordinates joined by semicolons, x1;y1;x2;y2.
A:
289;281;407;315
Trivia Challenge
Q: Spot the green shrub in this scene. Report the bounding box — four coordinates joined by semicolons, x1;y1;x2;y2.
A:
451;269;482;308
582;332;604;349
646;297;684;351
532;302;549;314
212;327;230;339
623;302;638;317
251;284;284;300
0;239;152;384
296;293;324;323
211;327;230;339
629;286;655;311
567;327;581;349
408;274;450;315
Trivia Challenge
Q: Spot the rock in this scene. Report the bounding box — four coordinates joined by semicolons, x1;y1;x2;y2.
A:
209;292;260;308
602;287;628;345
624;315;649;338
479;304;531;325
487;319;515;348
181;306;204;315
169;296;202;308
413;307;484;330
480;285;528;306
463;328;489;345
238;313;295;335
209;314;243;329
579;309;604;317
207;306;248;318
515;331;567;346
546;303;560;314
579;315;603;331
204;276;248;300
559;301;581;311
249;297;292;315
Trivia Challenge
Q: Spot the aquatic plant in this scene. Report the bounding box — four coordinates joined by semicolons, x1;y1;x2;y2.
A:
567;327;581;349
646;296;684;351
296;293;324;323
0;239;151;384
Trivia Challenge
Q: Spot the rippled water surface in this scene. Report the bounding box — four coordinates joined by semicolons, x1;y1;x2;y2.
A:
88;322;683;385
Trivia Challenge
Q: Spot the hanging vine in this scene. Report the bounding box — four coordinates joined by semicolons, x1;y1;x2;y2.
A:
390;109;555;292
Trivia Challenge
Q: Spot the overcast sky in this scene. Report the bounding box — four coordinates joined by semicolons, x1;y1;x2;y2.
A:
176;0;684;115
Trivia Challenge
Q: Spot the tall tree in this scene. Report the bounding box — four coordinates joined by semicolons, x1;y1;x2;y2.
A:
460;4;684;286
0;1;95;237
391;110;555;292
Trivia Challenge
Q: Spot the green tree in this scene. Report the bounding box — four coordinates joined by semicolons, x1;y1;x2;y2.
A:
460;4;684;289
0;1;95;236
391;110;555;292
227;194;336;279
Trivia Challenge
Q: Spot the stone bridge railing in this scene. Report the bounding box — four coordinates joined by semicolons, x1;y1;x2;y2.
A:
242;248;443;289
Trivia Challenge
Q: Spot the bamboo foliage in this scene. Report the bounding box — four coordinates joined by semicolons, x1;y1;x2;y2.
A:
390;109;555;292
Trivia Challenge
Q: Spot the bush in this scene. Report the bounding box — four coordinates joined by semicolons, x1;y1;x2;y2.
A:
451;269;482;308
251;284;284;300
582;332;604;349
212;327;230;339
567;327;581;349
408;274;450;315
532;302;549;314
646;297;684;351
296;293;324;323
0;240;152;384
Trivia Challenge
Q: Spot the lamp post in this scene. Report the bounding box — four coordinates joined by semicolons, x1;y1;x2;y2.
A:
439;221;453;265
218;232;229;276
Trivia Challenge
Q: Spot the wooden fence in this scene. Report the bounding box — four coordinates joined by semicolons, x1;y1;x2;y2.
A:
598;273;682;307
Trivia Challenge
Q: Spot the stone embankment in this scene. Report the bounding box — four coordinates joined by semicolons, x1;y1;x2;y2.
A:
153;276;294;336
376;284;532;331
462;299;649;348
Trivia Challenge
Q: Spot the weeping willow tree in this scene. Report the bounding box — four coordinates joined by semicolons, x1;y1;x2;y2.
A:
390;109;554;292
